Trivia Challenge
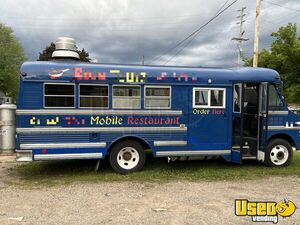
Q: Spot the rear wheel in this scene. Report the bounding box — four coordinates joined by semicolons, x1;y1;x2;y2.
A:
265;139;292;166
109;140;145;174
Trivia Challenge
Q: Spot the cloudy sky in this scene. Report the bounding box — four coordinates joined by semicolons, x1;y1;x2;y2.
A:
0;0;299;67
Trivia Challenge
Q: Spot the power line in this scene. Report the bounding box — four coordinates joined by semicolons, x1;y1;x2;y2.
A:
243;0;291;29
162;28;199;65
243;0;296;43
247;1;300;33
262;0;300;13
166;0;298;66
216;0;232;14
151;0;240;65
162;1;234;66
162;3;237;65
149;0;240;65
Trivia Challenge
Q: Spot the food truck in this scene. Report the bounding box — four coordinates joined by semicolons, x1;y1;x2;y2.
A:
16;37;300;174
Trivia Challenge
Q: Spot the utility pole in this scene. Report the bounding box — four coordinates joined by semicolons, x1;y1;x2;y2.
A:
141;55;145;65
253;0;262;67
232;7;249;67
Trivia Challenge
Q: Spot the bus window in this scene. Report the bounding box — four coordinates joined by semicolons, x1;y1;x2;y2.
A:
113;85;141;109
233;84;241;113
44;83;75;108
145;86;171;109
194;89;209;107
211;89;224;107
193;88;225;108
269;84;284;110
79;84;108;108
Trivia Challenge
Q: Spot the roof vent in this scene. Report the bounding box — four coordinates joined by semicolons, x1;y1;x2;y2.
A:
51;37;80;60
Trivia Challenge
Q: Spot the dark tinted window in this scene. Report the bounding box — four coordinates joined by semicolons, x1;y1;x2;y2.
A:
194;90;209;106
79;85;108;108
210;90;224;107
45;84;74;95
80;85;108;96
193;88;225;108
45;96;74;107
44;84;75;108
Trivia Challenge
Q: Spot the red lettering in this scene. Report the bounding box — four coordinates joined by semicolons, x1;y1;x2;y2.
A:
139;118;144;124
165;117;171;124
144;117;148;125
160;118;163;124
97;72;106;80
127;116;181;125
74;67;82;80
128;116;134;124
84;71;96;80
174;116;180;124
153;118;159;125
65;116;71;125
84;71;91;80
134;118;139;124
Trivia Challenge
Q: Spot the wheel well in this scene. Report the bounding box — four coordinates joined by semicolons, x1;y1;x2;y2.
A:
268;134;295;148
107;136;151;156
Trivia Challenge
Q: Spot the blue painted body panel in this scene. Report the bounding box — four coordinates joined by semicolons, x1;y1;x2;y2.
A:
16;60;300;162
267;111;300;150
20;61;280;83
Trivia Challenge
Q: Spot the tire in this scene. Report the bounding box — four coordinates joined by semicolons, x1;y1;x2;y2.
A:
109;140;146;174
265;139;293;167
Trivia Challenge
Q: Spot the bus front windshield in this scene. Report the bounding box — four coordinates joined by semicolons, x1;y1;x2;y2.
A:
268;84;285;110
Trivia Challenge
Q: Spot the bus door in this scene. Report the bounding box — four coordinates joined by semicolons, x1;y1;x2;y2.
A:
232;83;242;163
232;83;260;163
258;82;269;154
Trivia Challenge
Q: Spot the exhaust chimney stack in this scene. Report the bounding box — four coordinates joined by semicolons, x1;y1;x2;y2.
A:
52;37;80;60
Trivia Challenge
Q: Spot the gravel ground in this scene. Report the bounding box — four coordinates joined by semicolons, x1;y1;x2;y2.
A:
0;161;299;225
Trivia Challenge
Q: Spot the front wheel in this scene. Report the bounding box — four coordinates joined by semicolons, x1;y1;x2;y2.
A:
109;140;146;174
265;139;293;166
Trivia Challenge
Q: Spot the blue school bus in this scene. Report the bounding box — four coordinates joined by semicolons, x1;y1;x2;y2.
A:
15;40;300;174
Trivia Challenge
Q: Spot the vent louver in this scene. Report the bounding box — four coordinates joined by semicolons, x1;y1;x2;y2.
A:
51;37;80;60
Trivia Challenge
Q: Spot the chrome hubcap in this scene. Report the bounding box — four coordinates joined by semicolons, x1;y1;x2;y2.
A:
270;145;289;166
117;147;139;170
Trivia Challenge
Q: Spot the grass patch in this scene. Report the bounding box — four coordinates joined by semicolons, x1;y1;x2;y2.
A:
11;152;300;186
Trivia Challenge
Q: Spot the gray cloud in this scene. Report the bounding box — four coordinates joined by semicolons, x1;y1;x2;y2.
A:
0;0;299;67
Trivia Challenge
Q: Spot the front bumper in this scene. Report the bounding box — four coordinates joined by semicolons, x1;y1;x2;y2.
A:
16;150;32;162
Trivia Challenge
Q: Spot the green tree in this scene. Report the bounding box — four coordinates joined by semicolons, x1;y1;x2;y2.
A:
0;24;26;99
244;23;300;103
78;48;90;62
38;42;91;62
38;42;56;61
